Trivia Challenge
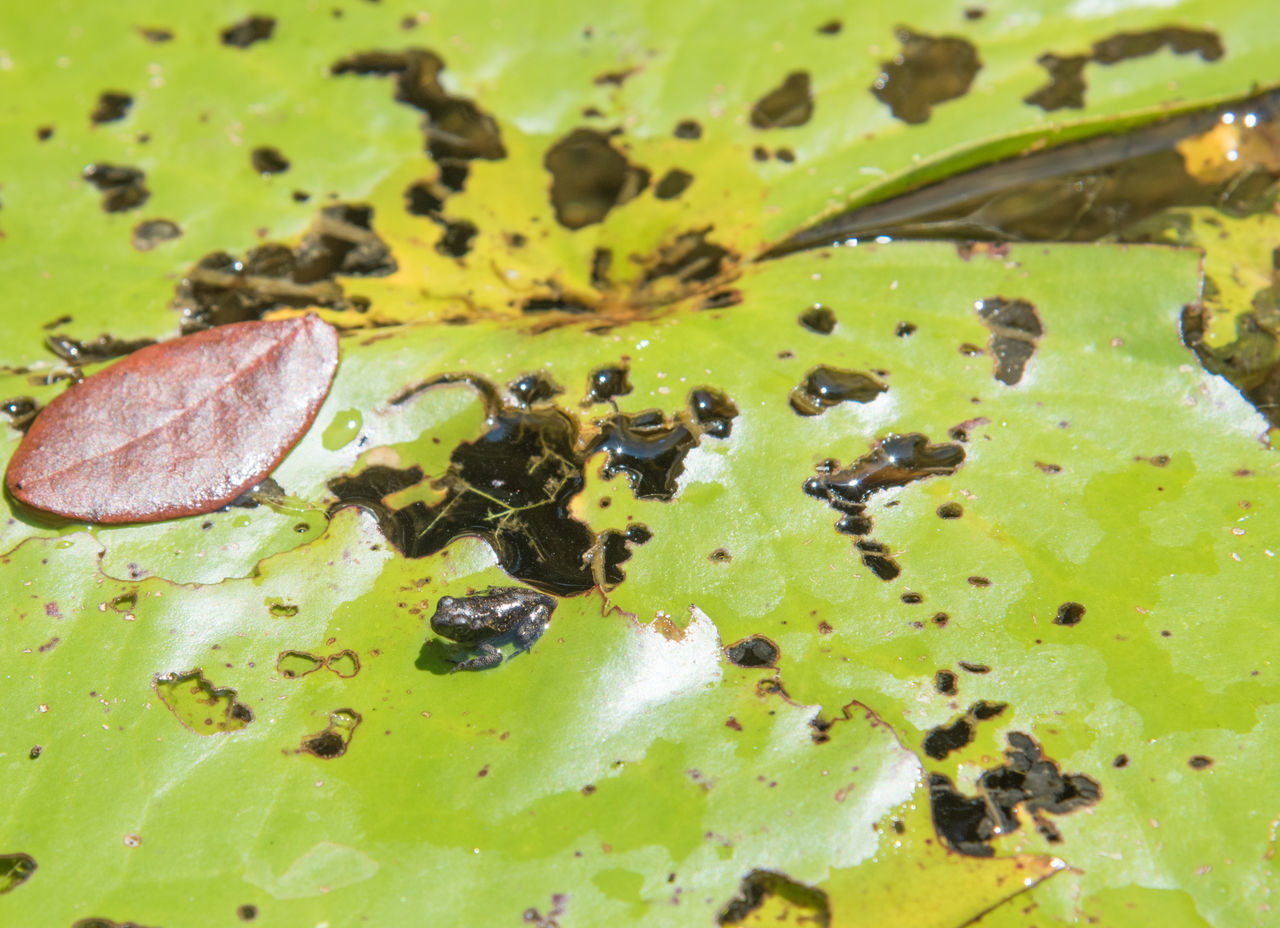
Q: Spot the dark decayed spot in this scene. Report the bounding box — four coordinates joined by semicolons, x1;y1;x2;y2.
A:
689;388;738;438
654;168;693;200
509;371;562;407
251;146;289;175
331;376;735;593
975;297;1043;385
967;577;990;588
594;66;640;86
590;399;732;498
790;366;887;416
401;180;478;257
221;15;275;48
2;397;39;433
28;745;41;759
817;19;842;35
1054;602;1086;626
700;289;742;310
870;28;981;124
1026;28;1222;112
0;853;36;894
799;305;836;334
590;247;612;288
1113;754;1129;768
929;731;1101;855
72;921;159;928
923;716;975;760
937;502;963;519
138;26;173;42
895;321;917;337
1092;26;1223;65
83;163;149;212
750;72;814;130
435;218;477;257
36;125;53;141
804;433;964;580
1188;755;1214;769
725;636;779;668
405;180;444;215
131;218;182;251
90;91;133;124
521;295;594;315
331;48;506;184
544;129;650;229
174;203;394;331
922;700;1008;759
934;669;957;695
300;709;361;759
959;660;990;673
674;119;702;139
584;365;631;404
964;6;986;19
639;228;732;290
45;333;154;364
153;669;254;735
901;591;923;604
237;905;258;922
717;870;830;927
1024;54;1090;111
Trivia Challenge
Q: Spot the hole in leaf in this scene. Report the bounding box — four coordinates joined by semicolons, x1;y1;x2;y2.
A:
544;129;651;229
82;163;149;212
221;15;276;48
154;670;254;735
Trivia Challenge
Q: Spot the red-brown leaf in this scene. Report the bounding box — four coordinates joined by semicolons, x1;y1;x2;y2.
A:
6;315;339;523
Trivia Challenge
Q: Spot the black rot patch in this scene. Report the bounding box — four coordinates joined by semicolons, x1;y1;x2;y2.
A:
975;297;1042;385
750;72;814;129
871;28;981;124
544;129;650;229
717;869;830;926
929;731;1101;855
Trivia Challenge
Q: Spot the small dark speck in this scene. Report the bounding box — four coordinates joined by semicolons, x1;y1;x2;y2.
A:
895;321;917;337
817;621;833;634
937;502;963;519
292;190;311;202
1160;630;1172;637
1035;461;1062;474
221;15;276;48
958;661;990;674
252;146;290;175
1054;602;1085;626
36;125;54;141
28;745;42;759
900;592;923;604
91;91;133;124
964;6;986;19
581;784;597;796
934;670;957;694
237;904;258;922
932;612;949;627
1188;755;1213;769
1113;754;1129;768
967;576;991;587
674;119;702;140
817;19;842;35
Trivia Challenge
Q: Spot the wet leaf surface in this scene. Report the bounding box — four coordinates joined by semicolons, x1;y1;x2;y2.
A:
0;2;1278;926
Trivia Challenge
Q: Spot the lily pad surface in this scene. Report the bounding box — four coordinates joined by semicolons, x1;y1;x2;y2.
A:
0;1;1277;925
